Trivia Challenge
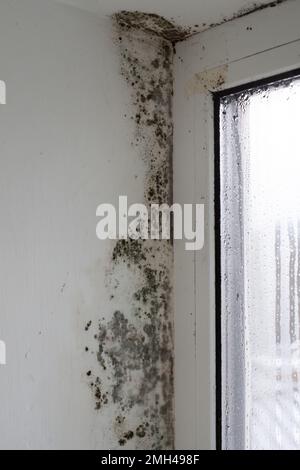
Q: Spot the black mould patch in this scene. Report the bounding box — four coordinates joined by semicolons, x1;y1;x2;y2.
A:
113;15;174;207
115;3;288;44
87;13;175;450
112;239;147;265
119;430;134;446
88;375;109;411
233;0;288;19
115;11;193;44
97;238;174;448
207;0;289;29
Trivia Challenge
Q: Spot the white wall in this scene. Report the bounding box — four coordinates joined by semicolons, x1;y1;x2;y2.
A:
0;0;146;449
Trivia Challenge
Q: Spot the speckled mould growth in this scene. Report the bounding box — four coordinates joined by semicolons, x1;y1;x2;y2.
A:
86;11;192;450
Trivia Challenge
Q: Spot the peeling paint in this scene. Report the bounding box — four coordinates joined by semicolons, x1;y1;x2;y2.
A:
186;64;228;96
85;12;175;449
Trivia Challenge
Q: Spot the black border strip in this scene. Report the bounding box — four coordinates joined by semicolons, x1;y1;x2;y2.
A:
213;67;300;451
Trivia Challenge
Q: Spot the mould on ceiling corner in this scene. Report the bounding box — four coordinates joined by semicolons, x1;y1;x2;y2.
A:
207;0;289;30
114;1;289;44
113;12;174;207
114;10;197;45
233;0;289;19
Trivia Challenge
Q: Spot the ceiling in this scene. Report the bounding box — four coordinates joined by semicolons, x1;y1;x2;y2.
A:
54;0;283;31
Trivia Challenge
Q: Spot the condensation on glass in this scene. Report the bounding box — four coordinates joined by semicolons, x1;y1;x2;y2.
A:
219;73;300;450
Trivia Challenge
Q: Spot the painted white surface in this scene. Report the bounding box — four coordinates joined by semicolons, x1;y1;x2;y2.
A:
0;340;6;365
0;0;146;449
0;81;6;104
53;0;277;31
174;0;300;449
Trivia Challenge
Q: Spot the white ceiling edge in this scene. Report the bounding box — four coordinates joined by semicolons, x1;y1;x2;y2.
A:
53;0;288;33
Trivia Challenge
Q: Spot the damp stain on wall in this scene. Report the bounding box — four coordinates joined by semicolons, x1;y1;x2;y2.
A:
186;64;228;96
84;12;177;450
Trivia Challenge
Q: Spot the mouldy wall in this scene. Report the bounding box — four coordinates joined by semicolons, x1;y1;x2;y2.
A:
85;13;179;449
0;0;154;450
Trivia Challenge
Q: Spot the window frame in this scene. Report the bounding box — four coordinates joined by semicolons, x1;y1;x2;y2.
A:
214;66;300;450
174;0;300;450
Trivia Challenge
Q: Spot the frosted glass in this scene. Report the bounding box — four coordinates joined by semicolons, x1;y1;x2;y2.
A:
220;74;300;450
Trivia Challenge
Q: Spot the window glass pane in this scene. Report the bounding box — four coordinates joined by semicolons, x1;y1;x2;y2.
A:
220;73;300;450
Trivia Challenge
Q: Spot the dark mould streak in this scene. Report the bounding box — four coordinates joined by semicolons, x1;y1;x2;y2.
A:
96;237;174;448
233;0;288;19
115;2;288;45
207;0;289;30
83;10;175;450
115;11;193;45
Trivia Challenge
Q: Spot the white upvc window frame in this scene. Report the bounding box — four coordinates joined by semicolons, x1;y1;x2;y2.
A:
173;0;300;450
